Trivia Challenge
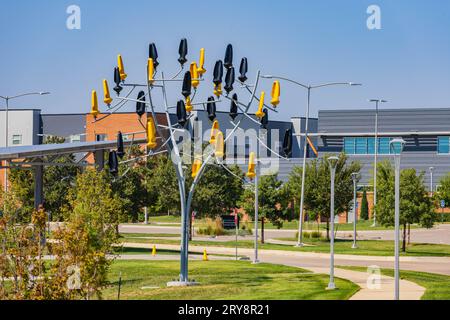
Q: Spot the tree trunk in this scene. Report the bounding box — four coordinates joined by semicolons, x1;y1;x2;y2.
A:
408;223;411;244
402;223;407;252
261;217;265;244
326;218;330;241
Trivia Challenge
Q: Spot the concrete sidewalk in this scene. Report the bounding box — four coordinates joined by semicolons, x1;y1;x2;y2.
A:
122;242;429;300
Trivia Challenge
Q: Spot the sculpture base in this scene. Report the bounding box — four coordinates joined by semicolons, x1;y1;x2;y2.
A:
326;283;336;290
167;281;200;287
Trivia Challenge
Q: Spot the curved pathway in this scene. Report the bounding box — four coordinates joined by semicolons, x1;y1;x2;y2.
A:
121;242;428;300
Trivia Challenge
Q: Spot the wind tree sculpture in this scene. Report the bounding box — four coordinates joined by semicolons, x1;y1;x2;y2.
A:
89;39;292;286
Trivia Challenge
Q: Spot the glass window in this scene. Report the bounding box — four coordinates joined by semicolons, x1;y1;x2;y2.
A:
378;138;391;154
355;138;367;154
70;135;81;143
96;134;107;142
344;138;355;154
367;138;375;154
12;135;22;145
343;137;393;155
438;136;450;154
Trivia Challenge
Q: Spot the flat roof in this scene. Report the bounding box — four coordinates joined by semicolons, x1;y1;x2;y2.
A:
0;139;146;161
319;107;450;113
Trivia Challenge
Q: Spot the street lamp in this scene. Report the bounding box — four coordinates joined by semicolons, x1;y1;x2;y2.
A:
429;167;434;196
351;172;360;249
369;99;387;227
389;137;406;300
261;75;361;246
0;91;50;192
327;156;339;290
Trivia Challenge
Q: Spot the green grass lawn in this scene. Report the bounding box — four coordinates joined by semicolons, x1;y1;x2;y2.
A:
338;266;450;300
103;260;359;300
120;236;450;257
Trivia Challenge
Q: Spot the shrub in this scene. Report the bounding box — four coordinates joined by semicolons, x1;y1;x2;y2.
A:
197;217;226;236
295;231;323;240
360;189;369;220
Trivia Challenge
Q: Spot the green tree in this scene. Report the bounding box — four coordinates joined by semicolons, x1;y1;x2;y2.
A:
436;173;450;208
7;135;79;222
110;145;154;223
376;161;436;251
360;188;369;220
189;163;245;218
7;168;34;222
148;155;180;215
239;173;289;243
287;154;361;240
42;136;80;220
52;169;122;299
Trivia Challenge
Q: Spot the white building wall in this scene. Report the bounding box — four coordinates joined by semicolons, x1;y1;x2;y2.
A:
0;109;41;148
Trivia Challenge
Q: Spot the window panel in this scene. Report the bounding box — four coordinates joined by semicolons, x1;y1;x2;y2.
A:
438;136;450;154
12;135;22;145
355;138;367;154
344;138;355;154
378;138;391;154
367;138;375;154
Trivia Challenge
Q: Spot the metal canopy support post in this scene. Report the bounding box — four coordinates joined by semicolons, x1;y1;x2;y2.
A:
34;164;44;210
94;150;105;171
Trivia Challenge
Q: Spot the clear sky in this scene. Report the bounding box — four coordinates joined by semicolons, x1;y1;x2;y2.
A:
1;0;450;120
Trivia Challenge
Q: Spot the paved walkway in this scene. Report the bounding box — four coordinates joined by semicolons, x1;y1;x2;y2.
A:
122;242;429;300
118;223;450;245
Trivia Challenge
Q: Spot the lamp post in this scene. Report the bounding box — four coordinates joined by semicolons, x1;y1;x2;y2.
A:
261;75;361;246
327;156;339;290
351;172;359;249
429;167;434;196
390;138;406;300
369;99;387;227
0;91;50;192
253;163;259;264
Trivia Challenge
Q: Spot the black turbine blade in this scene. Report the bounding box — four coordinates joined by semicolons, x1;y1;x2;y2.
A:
224;67;235;94
136;91;146;117
224;44;233;69
283;128;293;157
182;71;192;98
108;151;119;176
117;132;125;158
238;57;248;83
177;100;187;127
178;38;188;66
230;93;238;120
261;108;269;129
113;67;123;95
149;43;159;68
207;96;217;121
213;60;223;85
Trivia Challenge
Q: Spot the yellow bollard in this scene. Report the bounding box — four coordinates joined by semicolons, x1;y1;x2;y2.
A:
152;245;156;256
203;249;209;261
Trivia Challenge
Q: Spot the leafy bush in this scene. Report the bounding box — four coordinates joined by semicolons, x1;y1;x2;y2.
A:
295;231;324;240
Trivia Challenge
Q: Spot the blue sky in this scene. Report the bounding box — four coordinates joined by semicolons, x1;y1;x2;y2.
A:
1;0;450;120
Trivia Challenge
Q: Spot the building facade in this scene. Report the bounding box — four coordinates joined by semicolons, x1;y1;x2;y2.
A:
317;108;450;191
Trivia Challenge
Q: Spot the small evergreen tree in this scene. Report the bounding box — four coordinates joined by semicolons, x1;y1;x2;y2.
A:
360;189;369;220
